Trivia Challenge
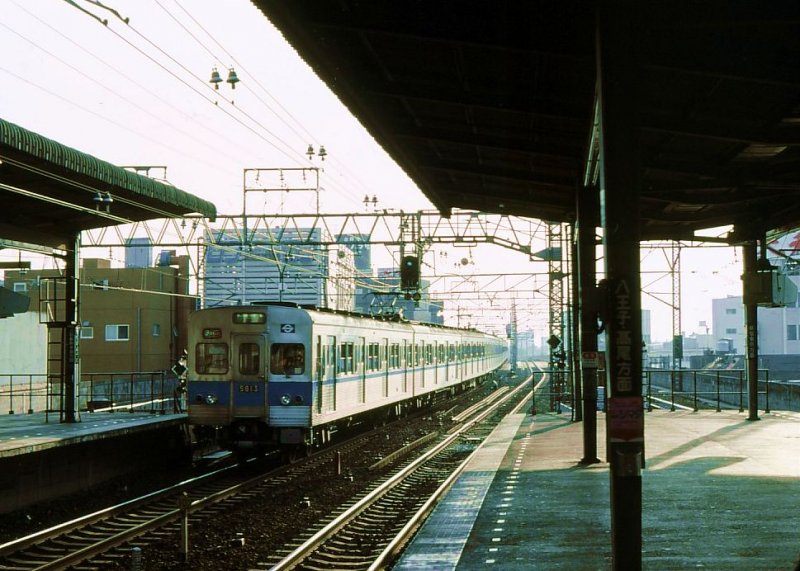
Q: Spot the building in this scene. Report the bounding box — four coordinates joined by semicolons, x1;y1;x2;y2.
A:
712;276;800;357
125;237;153;268
3;255;190;374
711;296;747;355
202;228;356;311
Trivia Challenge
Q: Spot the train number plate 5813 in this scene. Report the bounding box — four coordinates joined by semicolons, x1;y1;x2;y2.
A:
239;384;259;393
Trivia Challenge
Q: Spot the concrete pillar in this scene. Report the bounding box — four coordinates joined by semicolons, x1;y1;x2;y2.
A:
571;221;583;422
596;2;644;568
63;233;80;423
577;184;600;464
742;241;761;421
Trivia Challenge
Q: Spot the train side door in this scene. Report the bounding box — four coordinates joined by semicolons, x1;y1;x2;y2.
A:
402;339;409;393
382;337;389;397
322;335;336;412
359;337;366;403
315;335;323;413
232;334;267;415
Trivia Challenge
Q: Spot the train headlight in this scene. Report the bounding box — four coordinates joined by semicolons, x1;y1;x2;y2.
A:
205;394;218;405
293;395;304;405
280;394;292;405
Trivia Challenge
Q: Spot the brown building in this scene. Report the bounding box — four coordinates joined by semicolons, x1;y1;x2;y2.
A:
4;254;192;375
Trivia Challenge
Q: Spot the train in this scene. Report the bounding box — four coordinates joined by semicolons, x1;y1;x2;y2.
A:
186;302;508;457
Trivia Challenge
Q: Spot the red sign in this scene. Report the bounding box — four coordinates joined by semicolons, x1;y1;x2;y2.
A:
607;396;644;443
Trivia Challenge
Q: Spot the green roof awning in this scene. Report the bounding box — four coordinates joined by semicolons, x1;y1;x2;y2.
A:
0;117;217;248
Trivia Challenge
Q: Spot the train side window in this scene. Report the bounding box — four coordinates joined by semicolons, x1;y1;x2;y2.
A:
196;343;229;374
390;343;400;369
338;342;354;374
367;343;379;371
271;343;305;375
239;343;260;375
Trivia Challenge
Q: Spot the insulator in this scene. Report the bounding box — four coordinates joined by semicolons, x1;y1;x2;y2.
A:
226;68;240;89
209;67;222;89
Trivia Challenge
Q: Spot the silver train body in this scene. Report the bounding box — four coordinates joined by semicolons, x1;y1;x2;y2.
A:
187;303;508;451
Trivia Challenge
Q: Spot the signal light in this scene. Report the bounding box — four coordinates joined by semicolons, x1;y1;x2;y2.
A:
400;255;420;290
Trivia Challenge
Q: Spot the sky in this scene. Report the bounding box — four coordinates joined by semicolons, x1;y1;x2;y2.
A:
0;0;746;342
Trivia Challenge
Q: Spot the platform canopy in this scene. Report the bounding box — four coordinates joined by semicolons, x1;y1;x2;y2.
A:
254;1;800;242
0;118;217;251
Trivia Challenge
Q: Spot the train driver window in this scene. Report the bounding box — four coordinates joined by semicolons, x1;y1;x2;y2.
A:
196;343;229;374
271;343;305;376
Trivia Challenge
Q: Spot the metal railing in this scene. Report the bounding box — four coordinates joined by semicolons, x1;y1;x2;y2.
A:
641;368;776;413
79;371;177;414
528;367;800;415
0;374;47;415
0;371;181;417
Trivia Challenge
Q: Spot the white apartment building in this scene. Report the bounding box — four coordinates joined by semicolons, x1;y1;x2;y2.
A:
712;276;800;356
202;228;356;311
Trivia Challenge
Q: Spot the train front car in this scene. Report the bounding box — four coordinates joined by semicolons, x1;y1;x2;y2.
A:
186;305;313;454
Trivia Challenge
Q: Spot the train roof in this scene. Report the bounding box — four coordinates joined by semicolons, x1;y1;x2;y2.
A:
240;301;506;341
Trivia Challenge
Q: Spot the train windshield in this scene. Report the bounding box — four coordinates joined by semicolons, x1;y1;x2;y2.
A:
271;343;305;376
196;343;229;374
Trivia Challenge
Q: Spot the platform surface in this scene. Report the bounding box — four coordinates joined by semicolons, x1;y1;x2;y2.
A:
0;410;185;458
396;409;800;570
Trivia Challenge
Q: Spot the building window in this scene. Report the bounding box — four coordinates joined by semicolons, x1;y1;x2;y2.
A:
80;327;94;339
725;308;737;315
152;324;161;337
725;328;737;335
105;324;130;341
13;282;27;293
788;325;798;341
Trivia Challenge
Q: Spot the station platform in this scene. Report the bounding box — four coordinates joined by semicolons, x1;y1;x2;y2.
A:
396;409;800;570
0;410;186;459
0;410;188;513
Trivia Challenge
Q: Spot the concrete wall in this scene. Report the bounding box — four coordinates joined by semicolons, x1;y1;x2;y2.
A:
0;311;47;374
0;423;189;514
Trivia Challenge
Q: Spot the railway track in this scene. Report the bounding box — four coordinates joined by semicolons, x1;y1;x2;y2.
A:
259;376;533;571
0;427;396;571
0;380;510;570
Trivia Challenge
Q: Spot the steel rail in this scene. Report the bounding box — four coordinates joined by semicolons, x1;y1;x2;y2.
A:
269;375;532;571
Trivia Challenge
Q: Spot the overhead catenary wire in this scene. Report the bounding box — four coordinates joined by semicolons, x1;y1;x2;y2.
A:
11;0;408;213
53;0;313;168
163;0;390;207
0;10;252;170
